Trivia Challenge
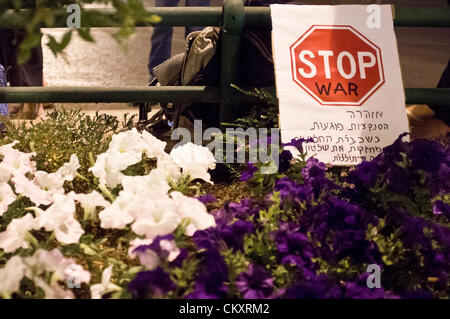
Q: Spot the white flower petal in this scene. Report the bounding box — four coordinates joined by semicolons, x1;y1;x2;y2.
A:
0;214;35;253
0;182;16;216
170;191;216;235
170;142;216;183
56;154;80;181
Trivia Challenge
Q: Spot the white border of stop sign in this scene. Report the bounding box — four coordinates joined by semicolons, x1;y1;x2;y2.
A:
290;25;385;106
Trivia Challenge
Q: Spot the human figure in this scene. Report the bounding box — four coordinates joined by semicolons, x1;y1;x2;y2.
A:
0;63;7;131
0;29;45;119
148;0;211;80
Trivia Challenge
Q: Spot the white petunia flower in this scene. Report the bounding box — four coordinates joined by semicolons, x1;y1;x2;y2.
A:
0;248;89;299
25;248;72;278
68;190;110;220
0;182;16;216
63;263;91;285
160;239;181;262
12;175;51;206
130;238;180;270
141;130;167;159
0;165;11;183
56;154;80;181
89;153;125;189
131;196;181;239
135;249;159;270
120;169;170;198
0;140;19;156
0;255;27;298
33;277;75;299
33;171;65;203
0;214;35;253
33;195;84;244
0;148;36;178
170;191;216;236
157;153;182;181
90;265;121;299
107;128;145;167
170;142;216;183
24;249;90;286
98;193;135;229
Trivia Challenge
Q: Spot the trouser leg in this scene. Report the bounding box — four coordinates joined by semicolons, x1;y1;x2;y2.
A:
148;0;180;78
185;0;211;37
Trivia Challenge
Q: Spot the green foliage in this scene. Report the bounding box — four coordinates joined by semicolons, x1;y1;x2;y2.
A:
0;0;161;63
224;85;279;129
243;193;281;268
0;108;136;193
222;248;248;298
314;257;365;282
169;256;201;298
0;195;34;231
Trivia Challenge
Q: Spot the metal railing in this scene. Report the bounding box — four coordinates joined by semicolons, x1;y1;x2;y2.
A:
0;1;449;124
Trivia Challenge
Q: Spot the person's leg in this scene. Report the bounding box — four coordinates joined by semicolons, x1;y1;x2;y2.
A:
148;0;180;79
0;64;7;127
0;29;44;120
185;0;211;37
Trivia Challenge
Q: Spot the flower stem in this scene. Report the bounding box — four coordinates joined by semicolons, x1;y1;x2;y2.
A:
99;184;115;202
88;152;95;166
75;172;89;182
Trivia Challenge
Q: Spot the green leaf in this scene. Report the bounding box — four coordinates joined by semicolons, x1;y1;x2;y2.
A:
46;31;72;57
80;243;98;256
77;28;95;42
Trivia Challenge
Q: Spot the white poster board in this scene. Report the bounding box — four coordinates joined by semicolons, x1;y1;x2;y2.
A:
271;5;409;165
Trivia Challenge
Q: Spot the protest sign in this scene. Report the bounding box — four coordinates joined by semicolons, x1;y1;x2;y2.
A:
271;5;410;165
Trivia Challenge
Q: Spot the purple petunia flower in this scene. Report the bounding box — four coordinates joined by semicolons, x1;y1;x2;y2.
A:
186;249;229;299
128;267;176;299
282;137;314;154
214;198;262;225
240;163;258;181
385;165;412;194
343;273;398;299
374;132;410;168
282;274;341;299
218;220;254;252
278;150;293;173
272;222;316;276
433;200;450;218
235;264;275;299
274;177;312;204
409;139;447;174
403;290;435;299
195;218;253;252
302;157;327;179
196;194;217;205
348;160;379;189
302;158;336;195
133;234;174;255
193;228;228;251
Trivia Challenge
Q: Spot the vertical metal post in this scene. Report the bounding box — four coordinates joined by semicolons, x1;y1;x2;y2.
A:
220;0;245;125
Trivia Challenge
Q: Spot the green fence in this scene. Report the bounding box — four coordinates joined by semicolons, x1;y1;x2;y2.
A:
0;1;449;123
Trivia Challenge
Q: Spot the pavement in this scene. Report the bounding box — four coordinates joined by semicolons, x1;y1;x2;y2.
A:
39;0;450;118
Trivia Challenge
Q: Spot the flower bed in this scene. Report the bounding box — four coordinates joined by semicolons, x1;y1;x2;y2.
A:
0;110;448;299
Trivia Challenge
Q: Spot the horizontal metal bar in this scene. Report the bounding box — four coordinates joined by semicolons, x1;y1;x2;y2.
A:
244;6;450;28
107;7;223;27
405;88;450;106
393;6;450;28
0;6;449;28
0;86;221;103
0;7;223;28
1;87;448;107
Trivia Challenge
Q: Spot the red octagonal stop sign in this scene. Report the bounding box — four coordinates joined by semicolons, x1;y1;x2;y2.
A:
290;25;385;106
